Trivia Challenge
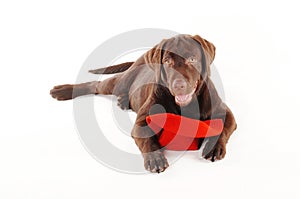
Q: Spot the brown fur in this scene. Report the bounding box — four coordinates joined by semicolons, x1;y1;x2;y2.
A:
50;34;237;173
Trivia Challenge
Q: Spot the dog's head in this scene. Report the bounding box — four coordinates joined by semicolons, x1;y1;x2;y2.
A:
144;34;216;106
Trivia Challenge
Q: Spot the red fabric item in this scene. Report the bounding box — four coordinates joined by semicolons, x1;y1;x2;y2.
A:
146;113;224;150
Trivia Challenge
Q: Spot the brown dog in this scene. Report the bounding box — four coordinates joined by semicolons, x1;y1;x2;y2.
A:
50;34;237;173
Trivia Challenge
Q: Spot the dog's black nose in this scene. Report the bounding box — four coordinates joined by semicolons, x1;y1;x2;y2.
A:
172;78;187;91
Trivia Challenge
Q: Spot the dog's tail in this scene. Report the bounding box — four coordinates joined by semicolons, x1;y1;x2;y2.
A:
88;62;134;74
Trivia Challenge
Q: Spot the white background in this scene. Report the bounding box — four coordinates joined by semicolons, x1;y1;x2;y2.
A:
1;0;300;198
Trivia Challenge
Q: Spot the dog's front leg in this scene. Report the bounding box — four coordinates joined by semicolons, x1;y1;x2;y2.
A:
132;111;169;173
202;106;237;161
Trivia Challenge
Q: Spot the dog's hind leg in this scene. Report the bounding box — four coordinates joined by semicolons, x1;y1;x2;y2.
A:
50;75;120;101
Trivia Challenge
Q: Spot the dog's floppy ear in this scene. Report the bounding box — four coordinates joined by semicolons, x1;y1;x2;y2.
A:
192;35;216;76
144;40;167;83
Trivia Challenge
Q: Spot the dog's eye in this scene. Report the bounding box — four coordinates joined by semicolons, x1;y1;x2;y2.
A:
187;57;197;63
164;58;172;65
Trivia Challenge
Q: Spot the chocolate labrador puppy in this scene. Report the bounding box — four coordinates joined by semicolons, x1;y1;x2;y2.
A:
50;34;237;173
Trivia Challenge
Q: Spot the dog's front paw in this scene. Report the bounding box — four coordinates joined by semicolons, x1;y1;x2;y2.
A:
50;84;74;100
202;139;226;162
143;151;169;173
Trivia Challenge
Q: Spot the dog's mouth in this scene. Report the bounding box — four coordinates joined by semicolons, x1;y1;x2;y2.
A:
174;88;196;106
